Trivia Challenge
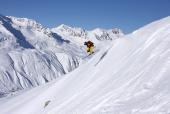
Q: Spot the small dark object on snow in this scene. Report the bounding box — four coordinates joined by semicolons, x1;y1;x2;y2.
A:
44;100;51;108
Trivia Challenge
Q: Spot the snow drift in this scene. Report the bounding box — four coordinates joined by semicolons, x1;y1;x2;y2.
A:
0;16;170;114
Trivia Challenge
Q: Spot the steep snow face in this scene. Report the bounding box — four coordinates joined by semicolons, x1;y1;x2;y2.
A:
0;23;17;49
0;15;86;95
0;16;170;114
51;24;124;44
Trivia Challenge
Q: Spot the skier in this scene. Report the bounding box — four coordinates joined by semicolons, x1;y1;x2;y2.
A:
84;40;94;55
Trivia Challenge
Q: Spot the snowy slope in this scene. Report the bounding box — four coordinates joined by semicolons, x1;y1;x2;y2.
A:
0;16;170;114
0;15;122;96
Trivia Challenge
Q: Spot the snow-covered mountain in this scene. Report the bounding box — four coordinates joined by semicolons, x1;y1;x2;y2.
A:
0;15;122;96
0;16;170;114
0;15;83;95
51;24;123;44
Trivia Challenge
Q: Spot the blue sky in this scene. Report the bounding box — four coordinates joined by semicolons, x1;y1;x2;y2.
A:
0;0;170;33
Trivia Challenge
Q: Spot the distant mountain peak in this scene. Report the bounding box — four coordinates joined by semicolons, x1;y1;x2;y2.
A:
57;24;71;29
55;24;85;32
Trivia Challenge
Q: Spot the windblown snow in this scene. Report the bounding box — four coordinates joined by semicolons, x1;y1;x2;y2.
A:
1;15;170;114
